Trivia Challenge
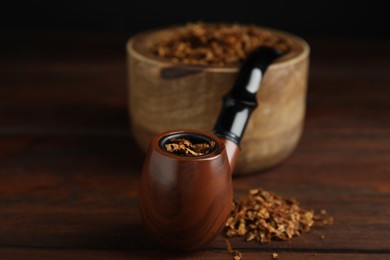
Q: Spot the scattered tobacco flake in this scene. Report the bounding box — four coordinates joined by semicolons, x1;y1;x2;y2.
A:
224;188;333;244
151;22;291;66
225;239;242;260
164;138;215;156
314;209;334;227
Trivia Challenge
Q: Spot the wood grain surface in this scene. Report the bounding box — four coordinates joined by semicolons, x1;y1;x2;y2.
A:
139;130;233;250
0;33;389;259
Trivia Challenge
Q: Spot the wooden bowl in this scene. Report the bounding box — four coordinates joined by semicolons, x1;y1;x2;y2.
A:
126;25;310;175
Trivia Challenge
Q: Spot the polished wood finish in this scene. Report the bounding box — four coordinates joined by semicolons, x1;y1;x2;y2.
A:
140;130;233;250
127;25;310;174
0;33;389;259
219;137;241;172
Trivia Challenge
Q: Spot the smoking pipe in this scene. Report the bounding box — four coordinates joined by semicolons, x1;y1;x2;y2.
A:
139;47;283;250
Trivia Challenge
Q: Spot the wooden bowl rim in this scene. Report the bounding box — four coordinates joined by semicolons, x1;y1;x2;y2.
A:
127;24;310;73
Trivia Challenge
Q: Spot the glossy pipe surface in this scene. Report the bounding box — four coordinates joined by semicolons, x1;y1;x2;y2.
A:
139;130;233;250
219;137;240;173
214;47;283;144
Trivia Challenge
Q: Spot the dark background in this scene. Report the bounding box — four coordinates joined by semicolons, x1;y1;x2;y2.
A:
1;0;389;38
0;1;389;258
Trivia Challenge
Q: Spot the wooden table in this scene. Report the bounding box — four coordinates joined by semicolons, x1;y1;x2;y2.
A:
0;33;389;259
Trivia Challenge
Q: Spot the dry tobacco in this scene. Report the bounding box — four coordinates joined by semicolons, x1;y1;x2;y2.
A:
151;22;291;66
225;188;334;244
225;239;242;260
165;138;215;156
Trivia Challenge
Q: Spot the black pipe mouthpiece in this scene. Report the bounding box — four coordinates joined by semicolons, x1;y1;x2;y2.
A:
213;47;284;144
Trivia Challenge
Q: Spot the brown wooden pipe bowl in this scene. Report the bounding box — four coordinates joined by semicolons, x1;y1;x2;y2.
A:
139;130;233;250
